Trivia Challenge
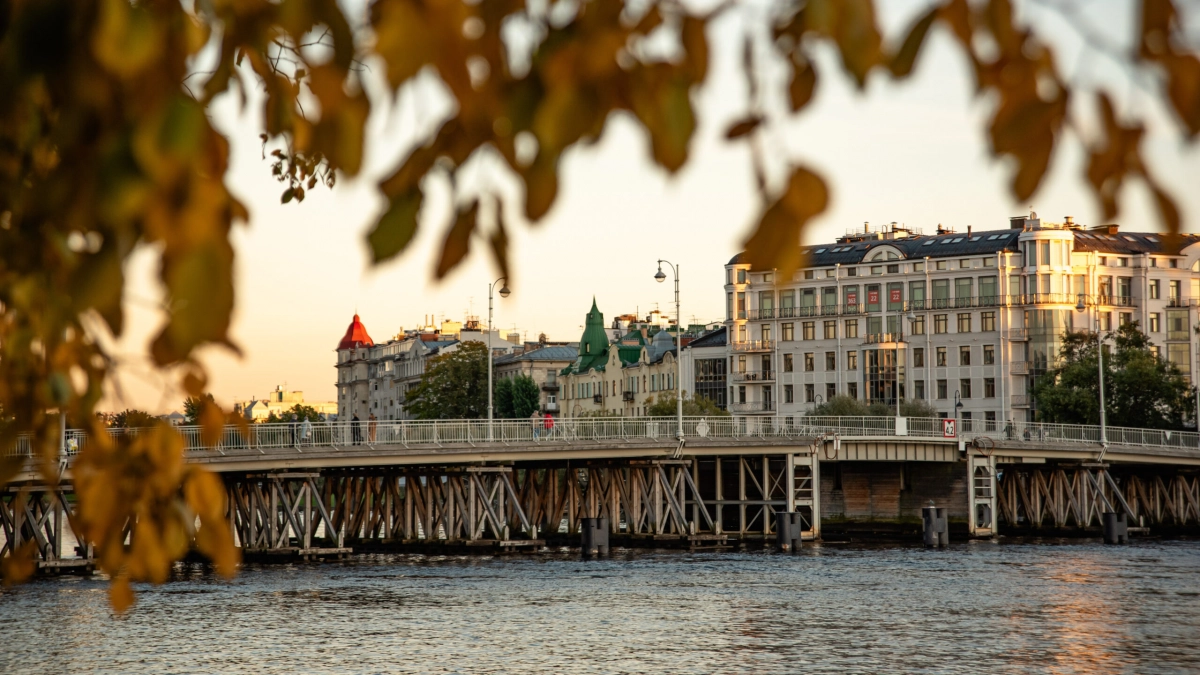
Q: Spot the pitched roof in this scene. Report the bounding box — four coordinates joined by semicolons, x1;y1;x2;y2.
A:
686;326;727;348
337;314;374;350
495;345;579;365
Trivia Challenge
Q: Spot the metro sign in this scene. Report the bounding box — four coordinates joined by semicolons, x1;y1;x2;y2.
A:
943;419;957;438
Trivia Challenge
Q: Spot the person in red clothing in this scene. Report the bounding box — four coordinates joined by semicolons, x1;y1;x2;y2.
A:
543;411;554;439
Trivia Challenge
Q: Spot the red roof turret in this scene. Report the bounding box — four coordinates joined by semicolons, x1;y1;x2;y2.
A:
337;314;374;351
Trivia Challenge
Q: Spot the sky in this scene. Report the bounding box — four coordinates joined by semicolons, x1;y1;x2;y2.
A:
104;0;1200;413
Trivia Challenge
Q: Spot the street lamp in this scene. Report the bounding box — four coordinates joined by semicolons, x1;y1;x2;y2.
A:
954;390;964;429
1076;295;1107;452
487;276;511;442
654;260;684;443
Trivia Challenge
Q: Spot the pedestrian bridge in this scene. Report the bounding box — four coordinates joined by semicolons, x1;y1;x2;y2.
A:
3;417;1199;570
20;415;1200;472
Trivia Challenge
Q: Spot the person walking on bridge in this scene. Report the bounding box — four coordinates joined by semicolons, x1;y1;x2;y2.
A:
301;416;313;446
352;413;362;445
530;410;542;440
368;413;378;443
543;411;555;439
290;413;299;447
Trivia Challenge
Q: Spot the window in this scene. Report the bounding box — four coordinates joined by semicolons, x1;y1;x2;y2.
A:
912;316;926;335
960;259;971;269
937;380;948;399
726;292;733;319
985;410;996;431
802;322;815;340
936;347;947;367
824;320;837;339
981;312;995;332
913;348;925;367
782;323;795;341
955;278;973;304
738;355;747;373
737;292;746;319
761;324;772;342
1150;280;1160;299
738;386;746;403
959;346;971;366
1039;242;1050;266
759;291;775;317
785;385;794;403
867;316;882;337
1120;312;1133;326
826;352;836;371
804;353;815;371
1168;309;1188;340
932;279;950;307
845;319;859;338
887;264;899;274
915;380;926;399
737;269;746;283
937;261;948;270
847;351;858;370
844;284;859;307
934;314;948;334
805;384;815;403
826;383;836;400
960;378;972;398
867;284;881;311
1170;280;1181;301
1150;313;1161;333
984;378;996;398
784;353;794;372
848;382;859;399
1101;311;1113;331
957;313;972;333
983;345;995;365
1170;258;1178;268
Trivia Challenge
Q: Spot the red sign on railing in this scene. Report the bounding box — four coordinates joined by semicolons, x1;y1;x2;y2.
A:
943;419;957;438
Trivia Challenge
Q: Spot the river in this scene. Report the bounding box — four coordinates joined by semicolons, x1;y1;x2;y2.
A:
1;539;1198;674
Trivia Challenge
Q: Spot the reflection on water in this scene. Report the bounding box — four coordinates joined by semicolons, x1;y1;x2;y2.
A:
1;540;1198;674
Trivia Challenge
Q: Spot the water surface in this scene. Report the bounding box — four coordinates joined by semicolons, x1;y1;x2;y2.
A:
1;540;1198;674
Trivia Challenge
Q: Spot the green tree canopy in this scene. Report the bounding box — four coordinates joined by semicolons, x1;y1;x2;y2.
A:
647;392;730;417
404;342;489;420
1034;323;1194;430
266;404;322;424
494;377;516;419
807;395;939;418
511;375;542;419
111;409;159;429
183;394;216;425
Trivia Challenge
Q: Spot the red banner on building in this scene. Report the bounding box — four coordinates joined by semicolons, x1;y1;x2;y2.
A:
890;288;902;303
867;289;879;305
847;291;858;306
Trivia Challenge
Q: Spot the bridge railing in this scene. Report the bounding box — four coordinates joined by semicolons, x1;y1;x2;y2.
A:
5;415;1200;459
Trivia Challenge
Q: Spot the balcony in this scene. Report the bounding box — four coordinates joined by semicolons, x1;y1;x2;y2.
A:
1011;394;1031;407
541;381;560;392
543;402;560;413
732;370;775;382
1012;293;1079;306
729;401;775;413
732;340;775;352
1166;298;1198;308
622;391;635;402
1167;330;1190;341
1011;361;1031;374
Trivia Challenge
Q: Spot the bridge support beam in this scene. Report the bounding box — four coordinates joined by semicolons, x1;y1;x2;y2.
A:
0;485;92;574
789;454;821;541
968;454;997;537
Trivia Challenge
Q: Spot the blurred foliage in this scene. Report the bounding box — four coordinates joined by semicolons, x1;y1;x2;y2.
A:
495;374;541;419
0;0;1198;609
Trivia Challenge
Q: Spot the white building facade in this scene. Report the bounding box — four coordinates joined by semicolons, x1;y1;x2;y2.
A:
724;216;1200;426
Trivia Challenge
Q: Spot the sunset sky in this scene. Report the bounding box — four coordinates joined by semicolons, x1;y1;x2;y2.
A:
105;0;1200;413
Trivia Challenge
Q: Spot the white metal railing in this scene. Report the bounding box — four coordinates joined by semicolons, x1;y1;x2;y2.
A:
5;416;1200;460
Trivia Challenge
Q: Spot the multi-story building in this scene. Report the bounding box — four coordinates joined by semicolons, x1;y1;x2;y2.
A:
493;345;579;415
681;326;728;410
237;385;339;422
724;215;1200;425
335;314;520;420
560;300;682;417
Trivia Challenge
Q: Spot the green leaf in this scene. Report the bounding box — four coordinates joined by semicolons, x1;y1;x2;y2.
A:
368;188;423;263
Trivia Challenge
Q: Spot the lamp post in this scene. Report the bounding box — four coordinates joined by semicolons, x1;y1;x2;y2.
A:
487;276;511;442
954;390;964;429
901;311;916;417
1076;295;1107;451
655;260;684;442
